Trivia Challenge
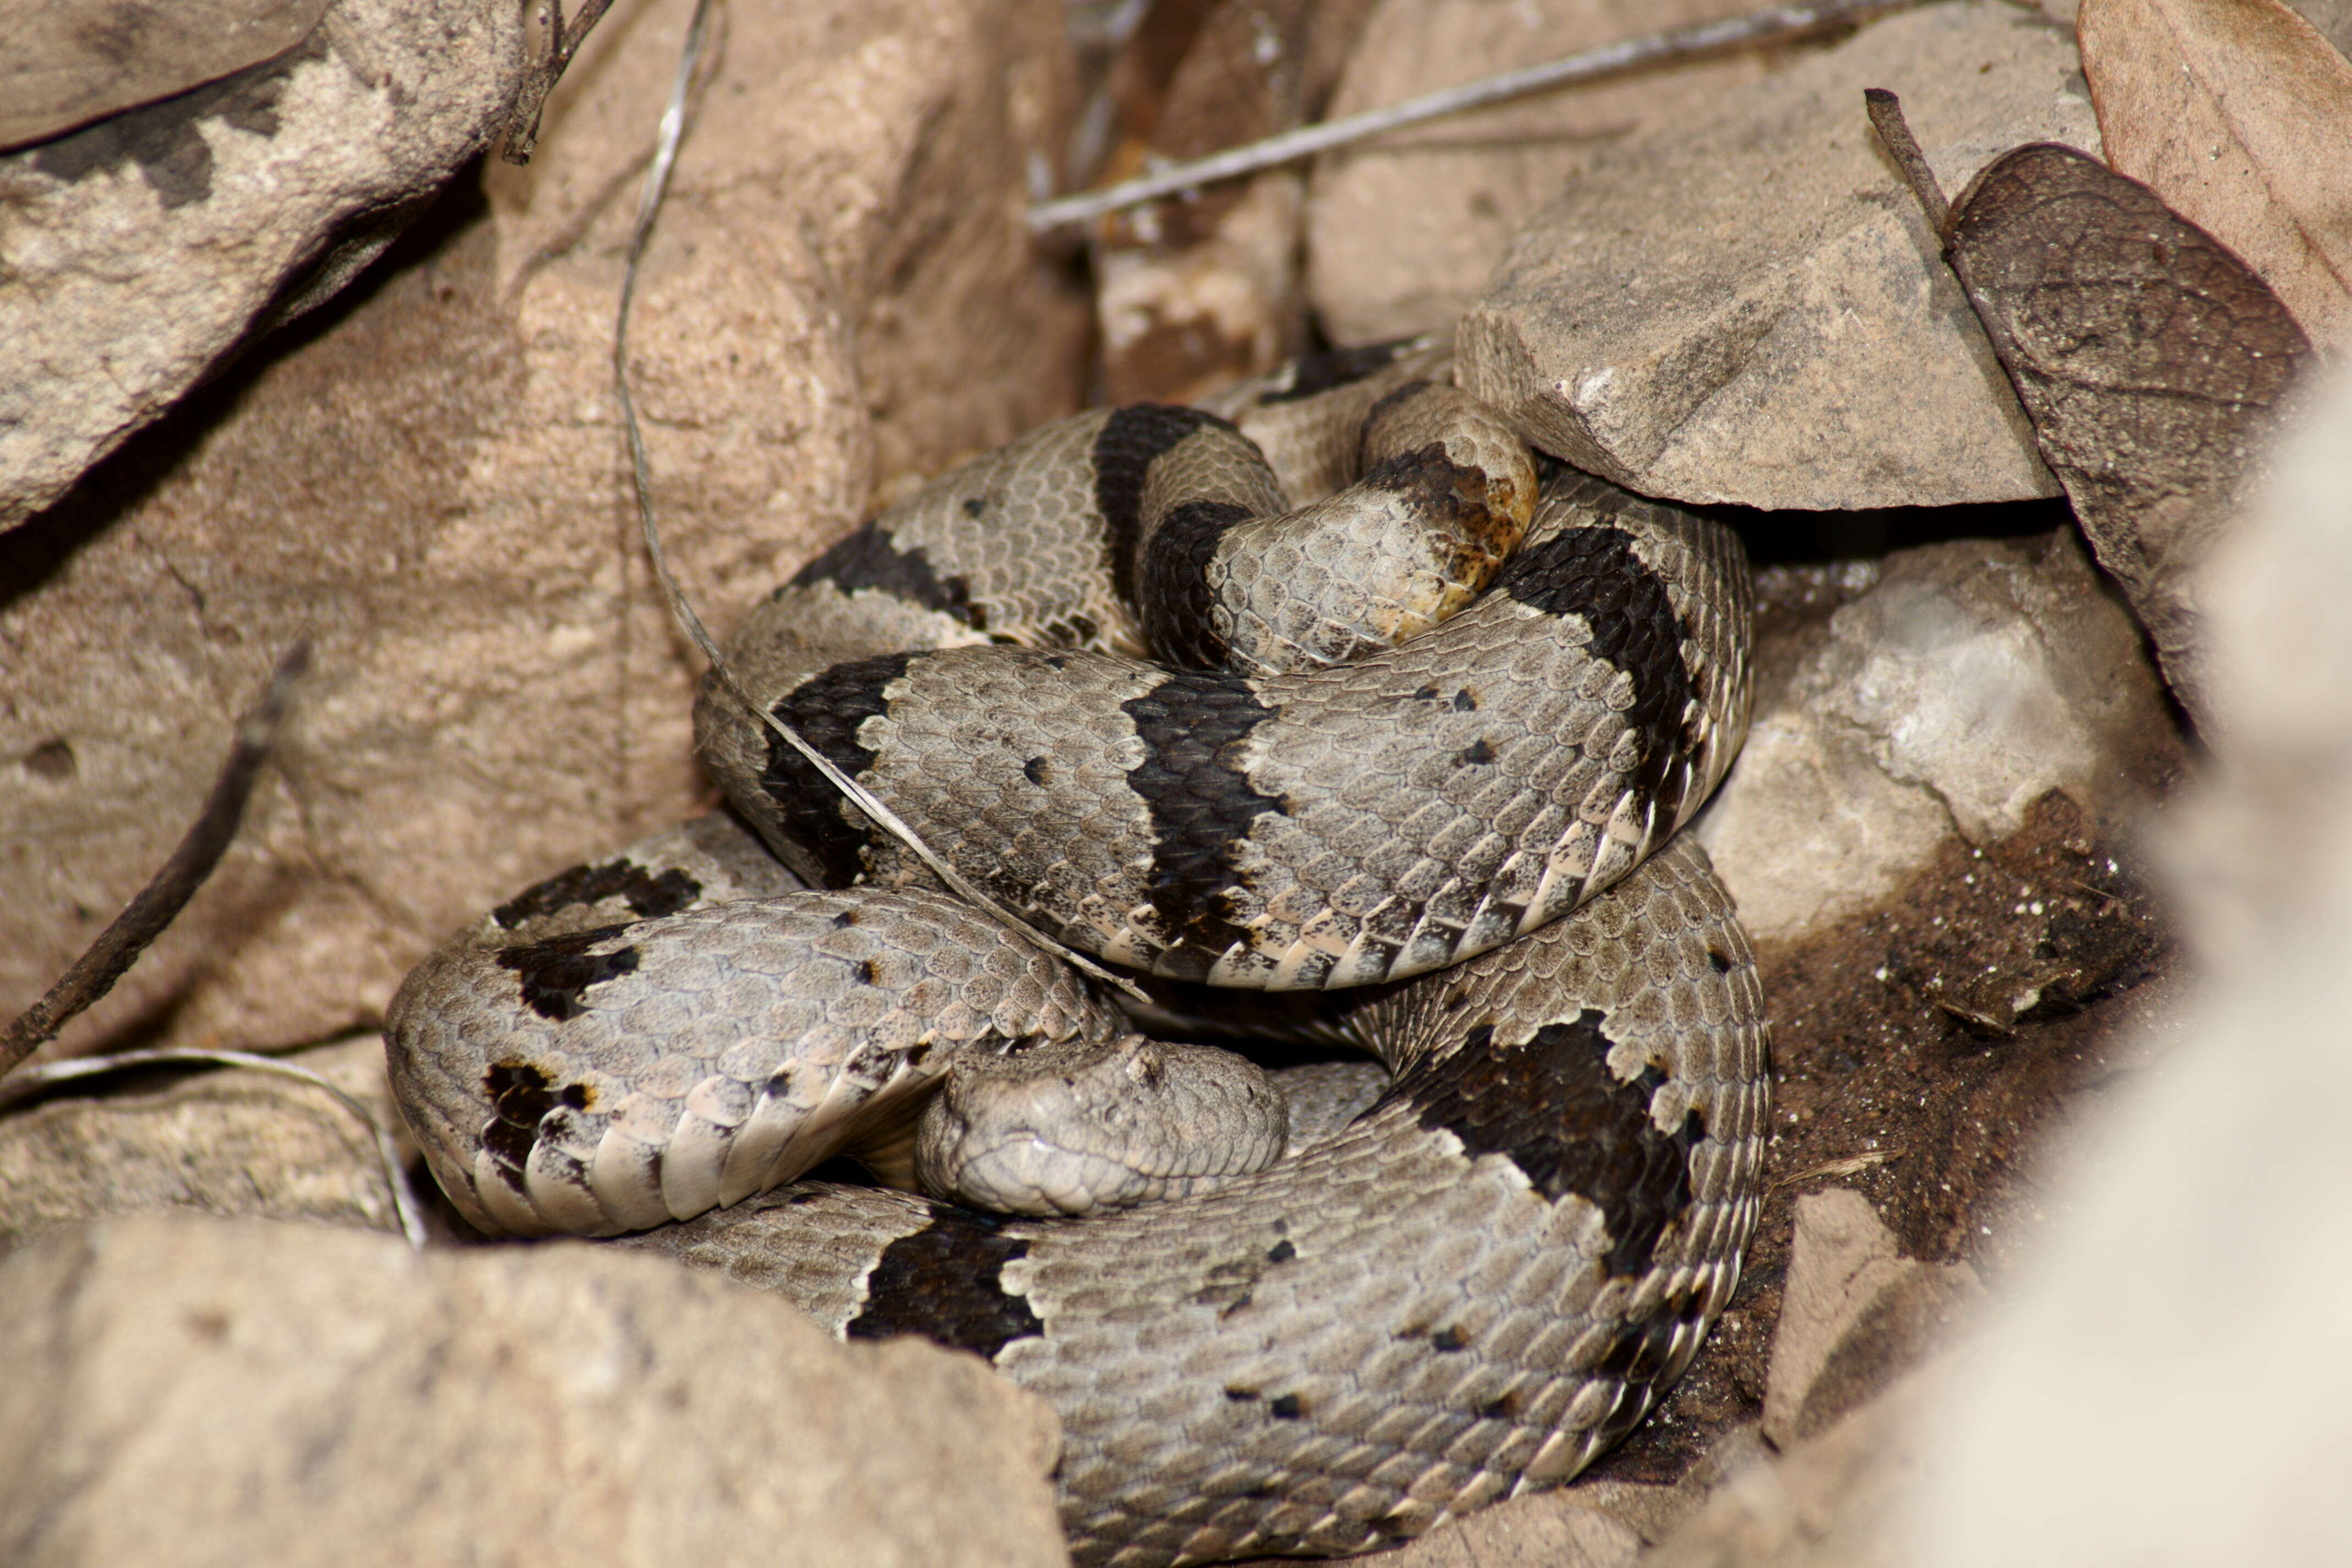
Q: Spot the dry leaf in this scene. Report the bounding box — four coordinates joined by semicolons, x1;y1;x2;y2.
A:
1942;141;2311;726
0;0;329;152
2079;0;2352;348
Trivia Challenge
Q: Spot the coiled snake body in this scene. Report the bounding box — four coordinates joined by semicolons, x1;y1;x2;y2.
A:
387;346;1768;1566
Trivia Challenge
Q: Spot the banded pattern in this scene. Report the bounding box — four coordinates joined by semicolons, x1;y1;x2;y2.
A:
386;361;1766;1568
616;836;1767;1566
704;473;1749;989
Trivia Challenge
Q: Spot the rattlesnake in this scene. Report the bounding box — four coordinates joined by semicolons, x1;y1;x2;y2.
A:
385;344;1768;1566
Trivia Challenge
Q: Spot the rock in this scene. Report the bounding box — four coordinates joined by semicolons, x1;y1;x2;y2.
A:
0;1037;403;1249
1761;1189;1980;1450
0;1215;1069;1567
1279;1491;1643;1568
1226;1429;1712;1565
1692;529;2173;946
1902;366;2352;1567
1303;0;1773;345
0;0;1088;1060
1640;1362;1950;1568
1;0;332;150
1457;1;2097;510
0;0;528;530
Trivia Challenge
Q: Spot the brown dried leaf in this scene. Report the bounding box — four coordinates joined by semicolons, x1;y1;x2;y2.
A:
1943;141;2312;726
2079;0;2352;348
0;0;329;152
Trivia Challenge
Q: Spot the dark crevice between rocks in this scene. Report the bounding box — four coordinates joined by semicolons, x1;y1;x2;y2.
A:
0;167;493;617
1702;493;2076;569
1585;788;2175;1485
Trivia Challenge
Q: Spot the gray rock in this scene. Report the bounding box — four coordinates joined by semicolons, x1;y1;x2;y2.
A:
1457;1;2098;510
0;0;1088;1061
1902;365;2352;1567
1691;530;2171;946
0;0;527;530
1304;0;1774;345
0;1037;404;1249
0;1215;1069;1567
1761;1189;1981;1451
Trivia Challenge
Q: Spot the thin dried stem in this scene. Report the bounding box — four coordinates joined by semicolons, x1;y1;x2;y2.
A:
2;644;312;1079
1029;0;1915;231
1863;86;1952;238
502;0;620;165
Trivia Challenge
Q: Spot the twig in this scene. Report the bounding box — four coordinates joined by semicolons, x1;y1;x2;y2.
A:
1028;0;1914;231
501;0;619;165
610;0;1150;1005
1862;86;1950;237
2;1047;429;1251
1772;1147;1903;1189
2;644;312;1079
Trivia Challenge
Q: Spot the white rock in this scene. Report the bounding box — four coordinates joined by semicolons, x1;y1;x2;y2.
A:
1694;533;2168;945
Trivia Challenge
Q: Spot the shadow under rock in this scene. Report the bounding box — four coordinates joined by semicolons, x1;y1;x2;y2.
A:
0;166;493;616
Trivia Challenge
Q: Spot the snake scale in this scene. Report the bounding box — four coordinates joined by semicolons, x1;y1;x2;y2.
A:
385;341;1768;1567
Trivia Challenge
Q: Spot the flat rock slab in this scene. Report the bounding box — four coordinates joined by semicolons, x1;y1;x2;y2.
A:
1458;1;2099;510
2;0;333;150
0;1215;1068;1567
0;0;526;529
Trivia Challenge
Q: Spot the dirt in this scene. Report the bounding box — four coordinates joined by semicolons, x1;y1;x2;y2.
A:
1587;786;2181;1484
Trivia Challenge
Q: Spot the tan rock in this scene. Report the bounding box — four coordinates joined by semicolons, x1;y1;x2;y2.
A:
1304;0;1772;345
0;0;1087;1060
1641;1362;1951;1568
1761;1189;1981;1451
1232;1484;1645;1567
1692;531;2170;945
0;1214;1068;1567
1458;1;2096;509
0;1037;402;1248
0;0;526;530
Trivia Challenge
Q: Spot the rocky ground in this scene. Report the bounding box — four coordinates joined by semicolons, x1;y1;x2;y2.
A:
5;1;2351;1564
